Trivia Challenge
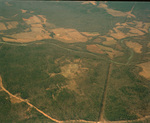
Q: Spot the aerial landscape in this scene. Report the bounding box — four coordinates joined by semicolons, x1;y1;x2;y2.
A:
0;1;150;123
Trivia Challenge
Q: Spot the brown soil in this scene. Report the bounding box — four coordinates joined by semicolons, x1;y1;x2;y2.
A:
137;61;150;80
109;28;127;39
10;93;23;104
23;15;42;25
87;44;104;54
38;15;47;24
52;28;88;43
125;41;142;53
82;1;97;6
102;37;117;46
148;42;150;48
6;21;18;29
93;37;103;43
21;9;27;13
98;2;136;18
3;15;52;43
87;44;123;59
0;22;7;30
108;21;148;40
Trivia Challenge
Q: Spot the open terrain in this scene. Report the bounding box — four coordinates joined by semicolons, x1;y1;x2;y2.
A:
0;1;150;123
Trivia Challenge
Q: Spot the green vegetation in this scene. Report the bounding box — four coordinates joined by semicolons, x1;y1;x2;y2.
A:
0;1;150;122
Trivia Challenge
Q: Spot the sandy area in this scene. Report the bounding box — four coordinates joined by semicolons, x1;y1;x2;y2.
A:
137;61;150;80
102;36;117;45
0;22;7;30
23;15;42;25
125;41;142;53
110;28;127;39
6;21;18;29
82;1;97;6
52;28;88;43
38;15;47;24
21;9;27;13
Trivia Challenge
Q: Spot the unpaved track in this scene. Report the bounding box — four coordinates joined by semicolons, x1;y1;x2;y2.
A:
0;72;150;123
0;76;61;123
99;63;112;122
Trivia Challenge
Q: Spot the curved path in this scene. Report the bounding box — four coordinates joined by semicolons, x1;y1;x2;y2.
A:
0;40;128;65
0;76;62;123
0;69;150;123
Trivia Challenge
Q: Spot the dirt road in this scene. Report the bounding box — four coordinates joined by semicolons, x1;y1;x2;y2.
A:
99;63;112;122
0;76;61;123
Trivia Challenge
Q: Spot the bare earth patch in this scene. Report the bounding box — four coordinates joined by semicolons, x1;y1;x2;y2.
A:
3;15;52;43
52;28;88;43
102;36;117;46
60;59;88;94
0;22;7;30
87;44;104;54
125;41;142;53
98;2;136;18
6;21;18;29
108;21;149;40
10;93;23;104
82;1;97;6
87;44;123;59
21;9;27;13
137;61;150;80
148;42;150;48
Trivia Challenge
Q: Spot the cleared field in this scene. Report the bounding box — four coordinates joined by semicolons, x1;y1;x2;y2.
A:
0;22;7;30
2;15;52;43
137;61;150;80
125;41;142;53
6;21;18;29
98;2;136;18
86;44;123;59
52;28;88;43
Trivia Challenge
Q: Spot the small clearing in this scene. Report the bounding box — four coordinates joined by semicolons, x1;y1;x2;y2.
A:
52;28;88;43
6;21;18;29
10;93;23;104
86;44;123;59
102;36;117;46
137;61;150;80
125;41;142;53
98;2;136;18
21;9;27;13
82;1;97;6
0;22;7;30
108;21;149;40
60;59;88;94
3;15;52;43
